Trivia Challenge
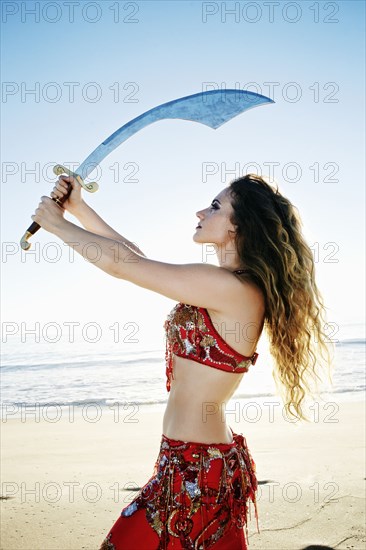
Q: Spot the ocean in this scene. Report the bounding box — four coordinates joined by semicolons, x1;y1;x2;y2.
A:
1;322;364;418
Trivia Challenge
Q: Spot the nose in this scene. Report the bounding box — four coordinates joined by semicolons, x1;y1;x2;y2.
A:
196;209;204;220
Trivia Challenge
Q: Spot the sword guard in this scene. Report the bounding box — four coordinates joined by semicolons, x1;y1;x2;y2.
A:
53;164;99;193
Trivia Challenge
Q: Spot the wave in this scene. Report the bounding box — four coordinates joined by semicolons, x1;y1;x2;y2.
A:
335;338;365;346
0;356;164;372
2;387;364;412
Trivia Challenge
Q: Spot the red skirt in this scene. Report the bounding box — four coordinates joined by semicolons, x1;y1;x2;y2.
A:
100;429;259;549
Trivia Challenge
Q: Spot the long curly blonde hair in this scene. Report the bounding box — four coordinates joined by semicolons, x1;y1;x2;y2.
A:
228;174;335;421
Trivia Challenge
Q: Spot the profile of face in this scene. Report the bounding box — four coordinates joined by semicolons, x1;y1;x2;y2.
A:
194;188;237;247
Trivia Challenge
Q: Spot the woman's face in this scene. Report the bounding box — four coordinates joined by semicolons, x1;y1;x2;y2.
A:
193;188;237;246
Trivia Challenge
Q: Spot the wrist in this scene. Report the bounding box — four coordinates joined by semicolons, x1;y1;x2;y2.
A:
68;200;87;218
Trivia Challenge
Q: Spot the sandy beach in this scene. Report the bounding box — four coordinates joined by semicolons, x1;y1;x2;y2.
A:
1;398;365;550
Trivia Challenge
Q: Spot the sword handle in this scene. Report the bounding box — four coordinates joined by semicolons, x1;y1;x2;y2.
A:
20;184;72;251
20;164;99;251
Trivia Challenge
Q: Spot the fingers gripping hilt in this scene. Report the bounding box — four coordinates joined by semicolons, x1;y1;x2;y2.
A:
20;164;99;251
52;165;99;193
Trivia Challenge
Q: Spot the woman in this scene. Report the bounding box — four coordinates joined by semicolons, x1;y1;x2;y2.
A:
32;173;333;549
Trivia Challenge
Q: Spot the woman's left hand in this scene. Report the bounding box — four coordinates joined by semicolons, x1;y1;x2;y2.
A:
31;196;66;234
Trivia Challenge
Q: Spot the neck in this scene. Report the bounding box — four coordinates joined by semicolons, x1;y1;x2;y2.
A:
212;243;244;271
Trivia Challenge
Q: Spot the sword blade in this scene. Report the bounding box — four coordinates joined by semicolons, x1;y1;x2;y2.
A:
77;89;274;179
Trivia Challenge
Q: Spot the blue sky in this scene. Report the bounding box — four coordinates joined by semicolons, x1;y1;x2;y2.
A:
1;0;365;352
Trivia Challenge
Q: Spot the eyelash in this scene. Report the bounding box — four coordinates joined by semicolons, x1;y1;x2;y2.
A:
210;203;219;210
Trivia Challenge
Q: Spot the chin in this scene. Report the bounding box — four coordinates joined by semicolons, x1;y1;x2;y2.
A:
193;232;205;243
193;234;214;246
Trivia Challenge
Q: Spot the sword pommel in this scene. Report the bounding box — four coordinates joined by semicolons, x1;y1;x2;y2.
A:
20;231;33;250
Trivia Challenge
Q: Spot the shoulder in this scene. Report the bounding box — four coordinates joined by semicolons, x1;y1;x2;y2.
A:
219;271;266;315
207;274;266;340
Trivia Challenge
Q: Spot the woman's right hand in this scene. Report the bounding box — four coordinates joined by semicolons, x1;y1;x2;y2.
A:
50;174;84;215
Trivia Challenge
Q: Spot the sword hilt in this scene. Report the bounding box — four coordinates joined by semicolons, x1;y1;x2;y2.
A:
20;164;99;251
52;165;99;193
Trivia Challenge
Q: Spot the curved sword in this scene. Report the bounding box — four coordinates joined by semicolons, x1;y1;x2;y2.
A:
20;89;274;250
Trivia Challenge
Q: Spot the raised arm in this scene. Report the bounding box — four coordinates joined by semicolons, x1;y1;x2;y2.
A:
71;201;146;257
51;174;146;257
31;195;253;313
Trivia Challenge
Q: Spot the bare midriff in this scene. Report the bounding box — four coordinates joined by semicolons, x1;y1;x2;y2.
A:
162;354;246;445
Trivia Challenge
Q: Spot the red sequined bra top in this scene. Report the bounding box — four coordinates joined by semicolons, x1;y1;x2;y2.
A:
164;271;259;392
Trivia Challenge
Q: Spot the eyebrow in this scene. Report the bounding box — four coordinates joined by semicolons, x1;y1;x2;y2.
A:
212;199;221;204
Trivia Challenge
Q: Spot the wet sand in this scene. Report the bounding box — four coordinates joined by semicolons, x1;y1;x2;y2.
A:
1;398;365;549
